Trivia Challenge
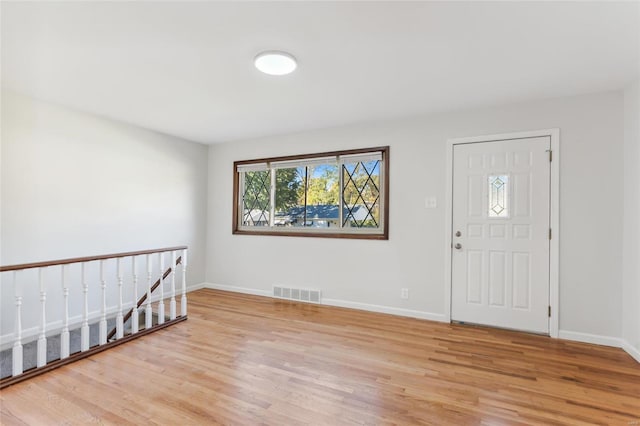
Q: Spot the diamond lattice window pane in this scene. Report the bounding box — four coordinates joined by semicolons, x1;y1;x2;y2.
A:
242;170;271;226
488;175;509;218
342;160;381;228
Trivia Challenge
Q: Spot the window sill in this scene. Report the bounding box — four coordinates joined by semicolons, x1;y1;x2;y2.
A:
233;228;388;240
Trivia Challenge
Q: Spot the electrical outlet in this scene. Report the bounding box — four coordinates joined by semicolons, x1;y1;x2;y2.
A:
400;288;409;299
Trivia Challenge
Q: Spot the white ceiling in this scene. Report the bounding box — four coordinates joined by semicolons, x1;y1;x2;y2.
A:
2;1;639;144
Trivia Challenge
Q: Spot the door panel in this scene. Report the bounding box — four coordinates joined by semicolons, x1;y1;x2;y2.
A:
451;137;551;334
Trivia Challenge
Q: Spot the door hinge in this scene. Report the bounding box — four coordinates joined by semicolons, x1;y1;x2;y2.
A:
549;228;552;240
547;150;553;162
548;306;551;317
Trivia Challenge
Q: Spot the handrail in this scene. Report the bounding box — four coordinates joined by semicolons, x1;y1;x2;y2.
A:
106;256;182;341
0;246;188;272
2;245;189;388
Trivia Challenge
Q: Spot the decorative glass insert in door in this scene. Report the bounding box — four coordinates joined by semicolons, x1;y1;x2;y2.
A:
488;175;509;218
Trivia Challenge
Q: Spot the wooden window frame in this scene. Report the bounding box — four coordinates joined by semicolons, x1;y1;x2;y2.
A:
232;146;389;240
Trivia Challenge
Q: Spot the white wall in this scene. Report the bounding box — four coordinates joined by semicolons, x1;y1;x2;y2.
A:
2;89;629;352
0;91;208;338
208;91;624;339
623;80;640;360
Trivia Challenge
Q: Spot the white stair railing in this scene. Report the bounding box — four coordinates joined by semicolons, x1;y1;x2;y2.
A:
0;246;188;386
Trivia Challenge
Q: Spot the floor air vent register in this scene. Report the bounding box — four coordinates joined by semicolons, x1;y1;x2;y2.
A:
273;286;321;303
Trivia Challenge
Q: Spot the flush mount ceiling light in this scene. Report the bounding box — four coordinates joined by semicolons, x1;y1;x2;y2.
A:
254;51;297;76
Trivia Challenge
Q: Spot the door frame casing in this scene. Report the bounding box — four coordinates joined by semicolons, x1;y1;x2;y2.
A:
444;129;560;338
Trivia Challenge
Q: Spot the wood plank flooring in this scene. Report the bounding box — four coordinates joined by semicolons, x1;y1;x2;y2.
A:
1;289;639;425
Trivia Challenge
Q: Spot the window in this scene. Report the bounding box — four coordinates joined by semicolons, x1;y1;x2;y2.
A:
233;147;389;239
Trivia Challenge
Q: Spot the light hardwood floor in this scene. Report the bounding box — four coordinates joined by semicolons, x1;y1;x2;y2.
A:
1;289;639;425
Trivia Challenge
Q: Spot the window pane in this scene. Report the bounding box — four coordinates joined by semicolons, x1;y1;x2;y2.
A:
242;170;270;226
305;164;339;228
342;160;381;228
274;167;305;227
488;175;509;218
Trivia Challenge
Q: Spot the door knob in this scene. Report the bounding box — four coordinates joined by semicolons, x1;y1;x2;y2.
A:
455;231;462;237
454;243;462;250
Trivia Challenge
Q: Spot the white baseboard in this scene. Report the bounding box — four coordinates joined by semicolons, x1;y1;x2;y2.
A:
558;330;624;348
202;283;447;323
621;340;640;363
186;282;208;292
204;283;270;297
558;330;640;363
322;298;447;322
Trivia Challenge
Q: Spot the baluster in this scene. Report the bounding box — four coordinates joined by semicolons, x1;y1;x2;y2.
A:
131;256;139;334
169;251;177;320
99;260;107;345
157;253;165;325
181;249;187;317
81;263;90;351
12;271;23;376
145;254;153;329
60;265;70;359
114;258;123;338
37;267;47;368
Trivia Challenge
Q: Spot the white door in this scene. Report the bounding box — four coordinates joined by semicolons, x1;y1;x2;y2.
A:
451;137;551;334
